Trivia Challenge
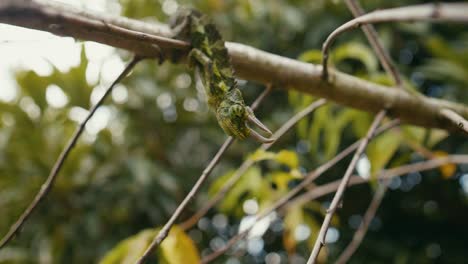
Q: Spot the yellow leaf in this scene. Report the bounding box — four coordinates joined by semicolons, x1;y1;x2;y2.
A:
100;226;200;264
99;229;156;264
249;149;300;169
283;205;303;255
433;151;457;179
275;150;299;169
249;149;275;162
160;226;201;264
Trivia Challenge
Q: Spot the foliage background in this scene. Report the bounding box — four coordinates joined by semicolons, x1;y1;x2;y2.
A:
0;0;467;263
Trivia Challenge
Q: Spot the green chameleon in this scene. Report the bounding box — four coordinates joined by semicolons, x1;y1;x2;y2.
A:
170;9;274;143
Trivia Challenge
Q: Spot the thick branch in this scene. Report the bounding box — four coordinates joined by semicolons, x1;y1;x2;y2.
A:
0;1;467;131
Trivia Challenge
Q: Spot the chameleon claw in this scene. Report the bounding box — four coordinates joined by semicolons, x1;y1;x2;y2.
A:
246;107;273;136
248;126;275;143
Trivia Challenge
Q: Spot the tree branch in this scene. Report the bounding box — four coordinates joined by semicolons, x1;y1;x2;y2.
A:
440;108;468;134
0;1;467;131
321;3;468;80
0;56;144;249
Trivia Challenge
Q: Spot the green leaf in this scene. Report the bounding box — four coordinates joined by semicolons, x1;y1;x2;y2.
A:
249;149;276;162
418;58;468;84
308;104;330;157
333;42;379;73
308;107;357;160
298;50;322;63
401;126;447;148
15;45;93;110
425;129;449;148
209;167;263;214
367;131;401;177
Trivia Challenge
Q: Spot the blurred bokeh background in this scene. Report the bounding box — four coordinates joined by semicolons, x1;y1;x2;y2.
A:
0;0;467;263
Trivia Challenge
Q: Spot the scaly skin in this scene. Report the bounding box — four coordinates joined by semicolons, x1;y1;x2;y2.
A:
170;9;273;143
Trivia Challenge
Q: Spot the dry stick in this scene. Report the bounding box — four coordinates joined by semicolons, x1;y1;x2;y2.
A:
335;179;389;264
135;86;272;264
344;0;402;87
307;110;387;264
0;56;143;248
321;3;468;80
200;118;400;263
180;98;327;230
440;108;468;134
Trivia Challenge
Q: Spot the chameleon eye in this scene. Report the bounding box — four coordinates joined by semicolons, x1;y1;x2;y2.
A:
230;105;244;117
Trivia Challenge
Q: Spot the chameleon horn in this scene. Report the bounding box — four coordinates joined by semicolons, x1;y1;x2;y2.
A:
248;127;275;143
246;107;273;136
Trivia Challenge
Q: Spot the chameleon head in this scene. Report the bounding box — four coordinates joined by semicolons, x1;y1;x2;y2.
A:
216;100;274;143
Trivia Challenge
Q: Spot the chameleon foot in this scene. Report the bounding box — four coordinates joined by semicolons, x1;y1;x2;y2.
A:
248;127;275;143
246;106;273;136
245;107;274;143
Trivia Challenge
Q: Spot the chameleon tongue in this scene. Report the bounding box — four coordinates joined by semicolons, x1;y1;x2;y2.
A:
248;126;275;143
246;107;273;136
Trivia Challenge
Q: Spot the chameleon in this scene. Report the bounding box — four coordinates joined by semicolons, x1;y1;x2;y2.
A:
169;9;274;143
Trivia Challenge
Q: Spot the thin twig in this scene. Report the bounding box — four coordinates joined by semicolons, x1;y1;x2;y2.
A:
200;118;400;263
307;110;387;264
440;108;468;134
180;99;327;230
321;3;468;80
335;179;389;264
0;56;143;248
344;0;403;88
135;86;272;264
